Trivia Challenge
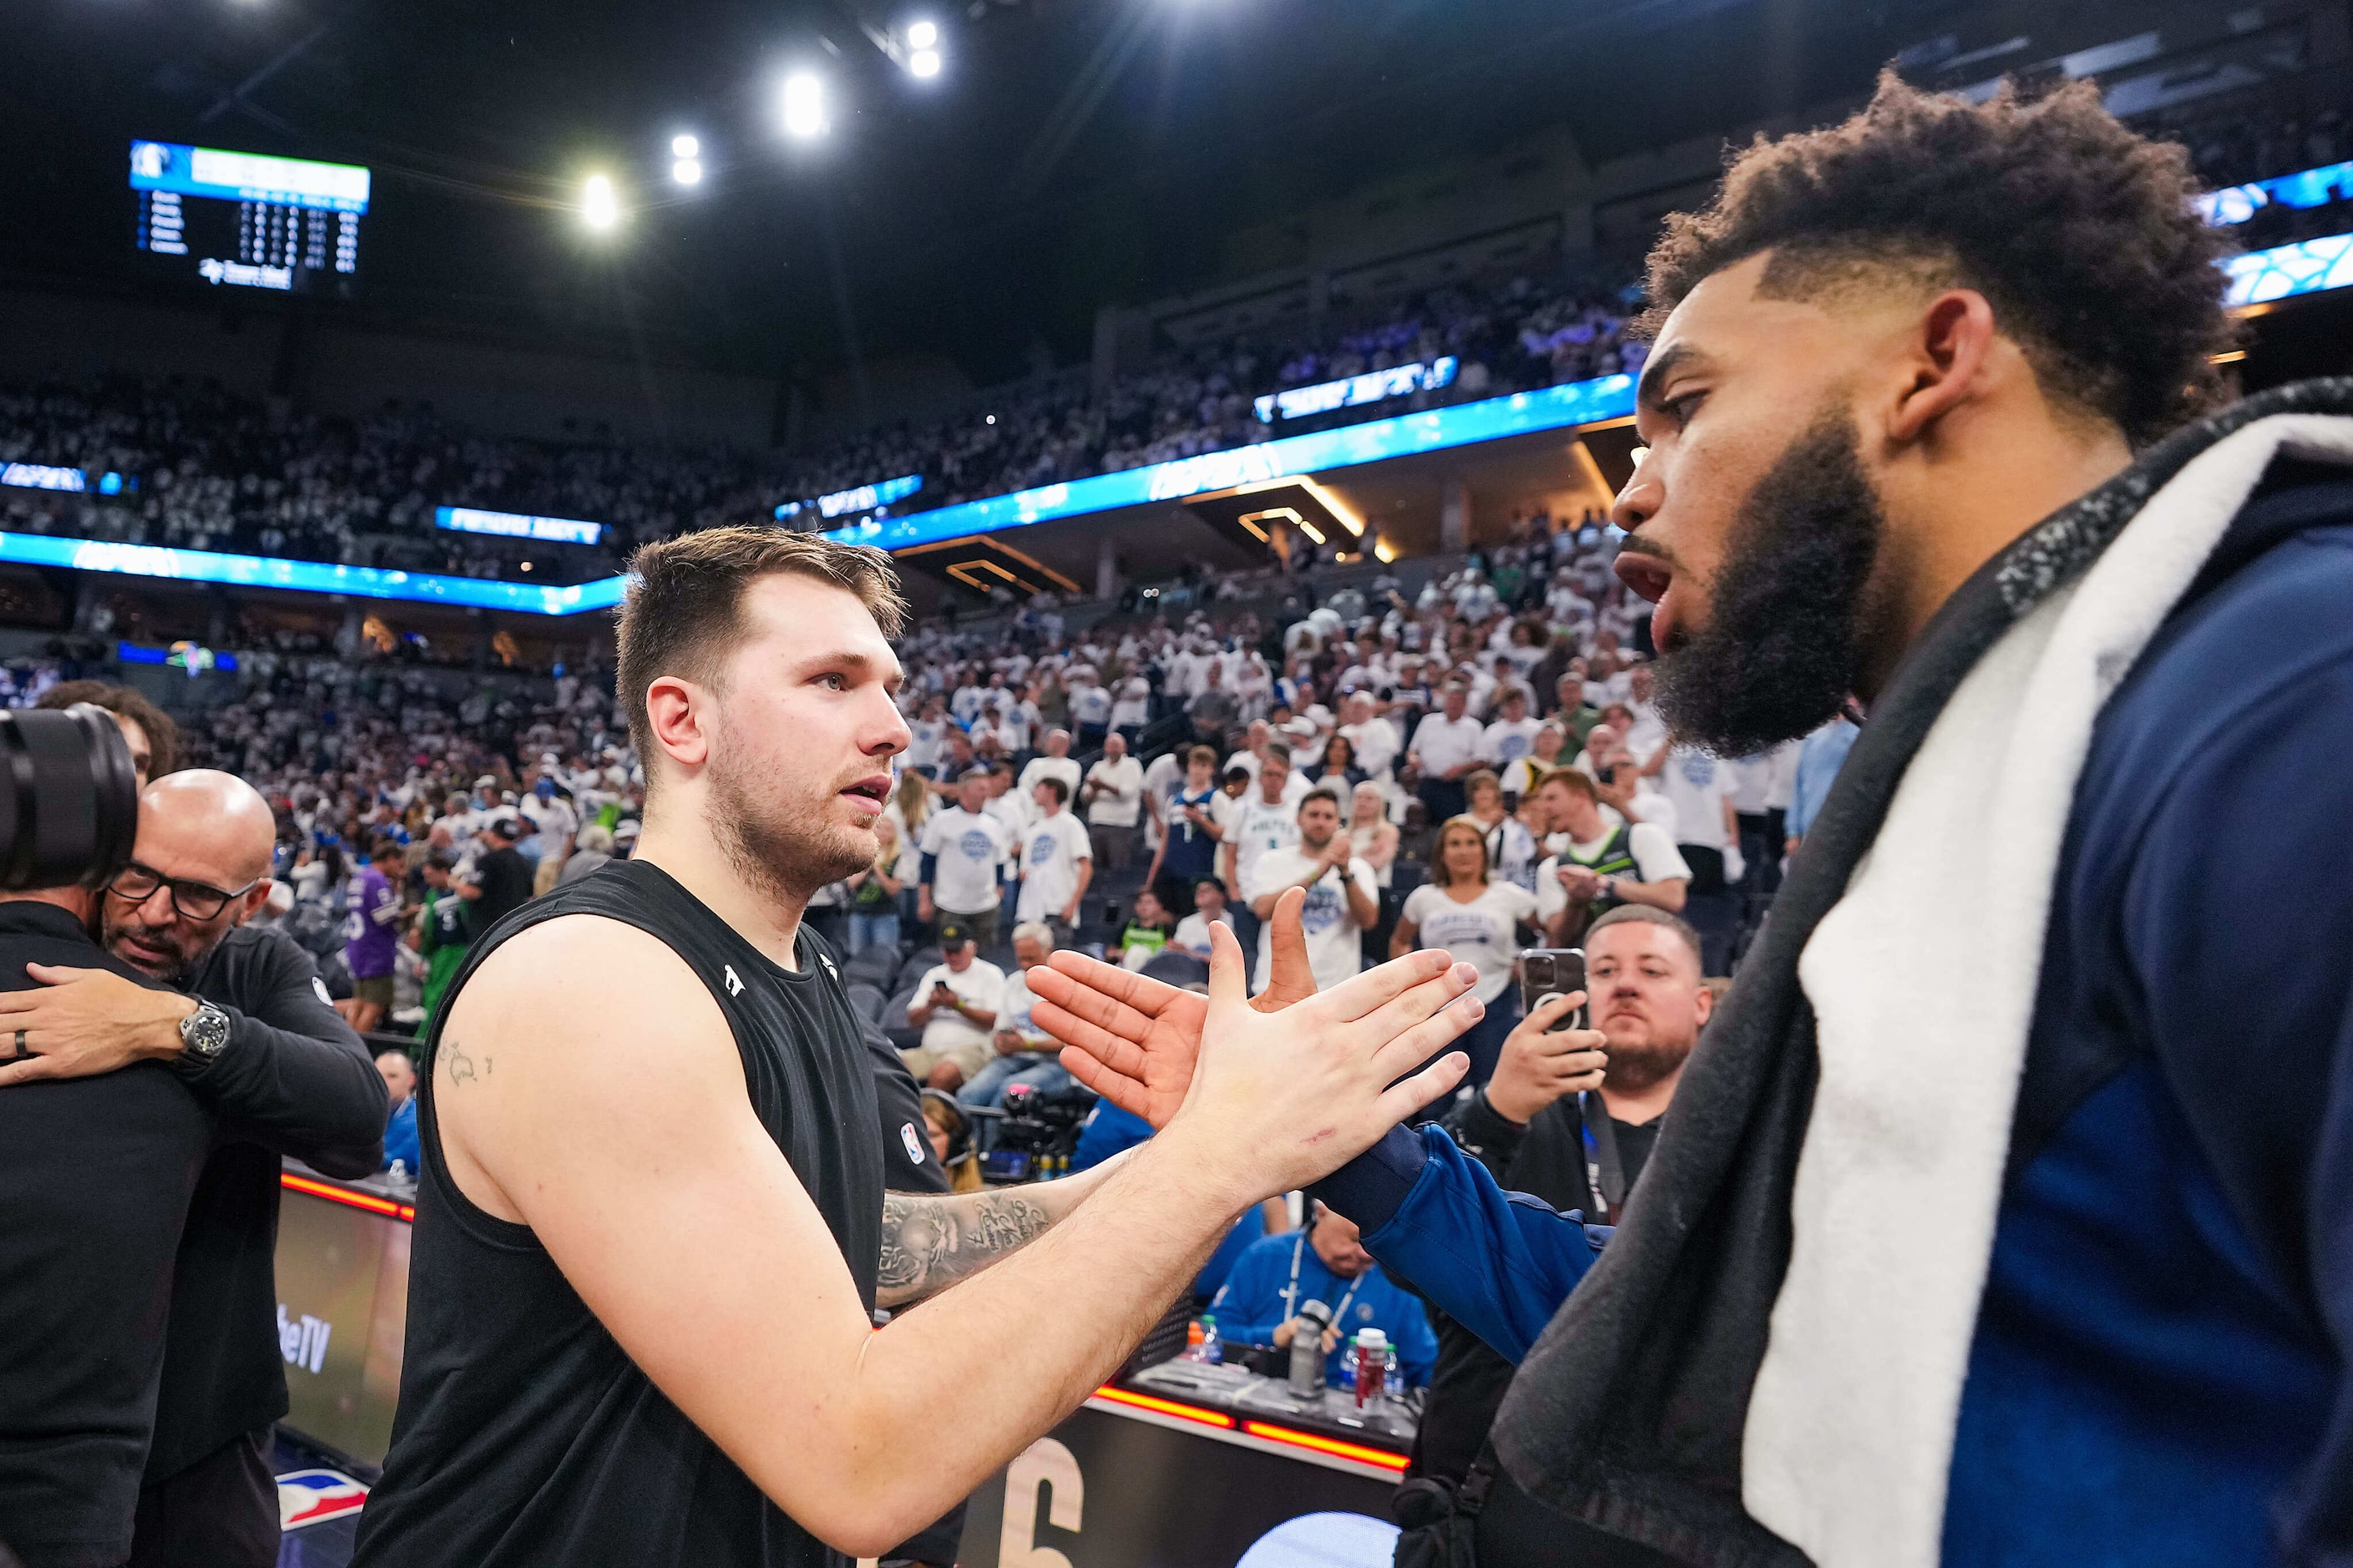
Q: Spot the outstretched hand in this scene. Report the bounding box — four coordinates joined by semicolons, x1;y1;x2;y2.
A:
1132;914;1480;1201
1028;886;1316;1128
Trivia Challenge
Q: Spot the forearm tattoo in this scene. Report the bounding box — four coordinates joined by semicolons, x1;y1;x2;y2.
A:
876;1190;1051;1307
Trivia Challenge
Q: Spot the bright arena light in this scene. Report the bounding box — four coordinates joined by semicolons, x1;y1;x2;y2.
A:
910;48;942;78
671;134;699;159
782;73;827;139
580;174;620;231
906;19;939;48
672;159;703;186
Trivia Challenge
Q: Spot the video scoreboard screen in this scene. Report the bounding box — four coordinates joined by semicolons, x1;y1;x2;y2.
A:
129;140;370;296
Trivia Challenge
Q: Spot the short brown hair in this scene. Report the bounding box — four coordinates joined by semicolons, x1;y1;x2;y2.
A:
617;526;907;781
1537;767;1597;802
38;680;180;776
1642;73;2236;448
1587;903;1705;971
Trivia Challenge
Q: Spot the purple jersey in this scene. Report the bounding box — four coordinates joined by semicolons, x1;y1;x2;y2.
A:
343;864;401;979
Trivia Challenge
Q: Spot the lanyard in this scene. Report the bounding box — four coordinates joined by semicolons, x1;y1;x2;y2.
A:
1577;1091;1628;1225
1281;1231;1361;1331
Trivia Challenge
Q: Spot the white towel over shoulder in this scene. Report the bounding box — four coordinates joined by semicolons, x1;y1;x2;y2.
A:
1739;413;2353;1568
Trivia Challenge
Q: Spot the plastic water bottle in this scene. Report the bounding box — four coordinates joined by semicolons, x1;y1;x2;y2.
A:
1288;1301;1330;1396
1354;1327;1389;1407
1199;1313;1223;1365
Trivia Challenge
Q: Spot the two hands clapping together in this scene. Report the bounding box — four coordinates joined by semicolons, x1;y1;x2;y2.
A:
1021;888;1608;1211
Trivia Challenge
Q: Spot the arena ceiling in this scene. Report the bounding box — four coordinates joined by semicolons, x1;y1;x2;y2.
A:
3;0;1961;388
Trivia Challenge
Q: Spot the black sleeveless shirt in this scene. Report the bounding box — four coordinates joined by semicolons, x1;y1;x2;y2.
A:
352;860;883;1568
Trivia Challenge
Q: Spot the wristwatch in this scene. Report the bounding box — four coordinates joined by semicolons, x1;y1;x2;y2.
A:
177;1000;233;1070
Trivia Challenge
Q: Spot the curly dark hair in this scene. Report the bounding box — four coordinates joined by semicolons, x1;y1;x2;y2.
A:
1642;72;2239;448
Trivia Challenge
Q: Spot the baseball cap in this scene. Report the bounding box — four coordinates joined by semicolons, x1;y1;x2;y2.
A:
937;919;975;948
488;817;524;840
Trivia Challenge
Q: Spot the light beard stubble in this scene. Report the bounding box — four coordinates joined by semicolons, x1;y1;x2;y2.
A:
706;744;878;910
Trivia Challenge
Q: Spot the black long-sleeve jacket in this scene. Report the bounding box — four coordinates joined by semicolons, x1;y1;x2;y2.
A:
144;923;386;1482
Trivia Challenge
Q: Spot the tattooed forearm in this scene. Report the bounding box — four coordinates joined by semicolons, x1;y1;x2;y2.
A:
875;1189;1052;1308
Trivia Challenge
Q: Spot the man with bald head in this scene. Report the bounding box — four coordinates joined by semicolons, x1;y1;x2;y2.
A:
0;769;385;1568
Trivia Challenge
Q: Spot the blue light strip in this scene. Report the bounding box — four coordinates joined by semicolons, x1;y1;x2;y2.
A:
2222;231;2353;306
826;372;1637;553
0;531;625;616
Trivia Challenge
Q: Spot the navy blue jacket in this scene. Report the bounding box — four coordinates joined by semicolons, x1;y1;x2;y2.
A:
1318;495;2353;1564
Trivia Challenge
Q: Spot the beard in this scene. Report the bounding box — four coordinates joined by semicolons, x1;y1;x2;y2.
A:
705;732;878;909
1652;409;1895;756
104;914;199;989
1599;1027;1693;1094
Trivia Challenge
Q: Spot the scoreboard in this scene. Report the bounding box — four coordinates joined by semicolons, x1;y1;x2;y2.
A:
129;140;370;296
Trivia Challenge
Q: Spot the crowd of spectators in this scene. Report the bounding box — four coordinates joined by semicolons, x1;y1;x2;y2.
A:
0;266;1640;586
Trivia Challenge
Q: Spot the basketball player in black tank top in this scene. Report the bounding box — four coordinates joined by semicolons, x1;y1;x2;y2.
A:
353;528;1490;1568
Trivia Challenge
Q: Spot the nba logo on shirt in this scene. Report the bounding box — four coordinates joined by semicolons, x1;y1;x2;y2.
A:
278;1468;369;1530
723;964;746;997
818;953;839;982
901;1122;927;1165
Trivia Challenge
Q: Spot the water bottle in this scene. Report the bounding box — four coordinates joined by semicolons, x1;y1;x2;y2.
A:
1288;1300;1330;1397
1353;1327;1389;1408
1199;1313;1223;1365
1182;1319;1207;1361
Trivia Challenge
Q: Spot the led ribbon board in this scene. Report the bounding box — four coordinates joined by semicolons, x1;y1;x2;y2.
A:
775;473;924;522
1;464;86;493
0;532;625;616
827;372;1637;553
2223;232;2353;306
435;507;606;546
1253;357;1458;423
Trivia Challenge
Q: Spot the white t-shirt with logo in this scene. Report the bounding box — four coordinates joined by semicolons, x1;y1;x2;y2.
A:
1017;811;1093;923
920;807;1012;915
1481;717;1546;770
1227;793;1303;894
1401;879;1541;1005
912;959;1007;1057
1244;848;1377;995
1658;748;1734;852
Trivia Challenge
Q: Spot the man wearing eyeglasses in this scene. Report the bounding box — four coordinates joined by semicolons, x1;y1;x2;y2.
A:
0;769;386;1568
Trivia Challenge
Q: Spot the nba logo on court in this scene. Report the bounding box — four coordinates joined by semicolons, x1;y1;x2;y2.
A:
278;1468;369;1530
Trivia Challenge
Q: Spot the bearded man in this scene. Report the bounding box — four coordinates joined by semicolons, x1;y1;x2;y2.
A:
1042;77;2352;1568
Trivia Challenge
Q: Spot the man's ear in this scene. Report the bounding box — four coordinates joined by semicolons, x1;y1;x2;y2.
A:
1885;287;1999;445
643;675;714;774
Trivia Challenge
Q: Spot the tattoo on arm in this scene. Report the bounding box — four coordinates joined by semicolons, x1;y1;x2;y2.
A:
444;1037;478;1088
875;1189;1051;1307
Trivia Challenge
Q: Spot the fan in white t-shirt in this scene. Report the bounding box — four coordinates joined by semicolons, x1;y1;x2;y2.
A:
1015;777;1094;926
1393;821;1541;1013
1221;750;1307;900
1242;787;1378;996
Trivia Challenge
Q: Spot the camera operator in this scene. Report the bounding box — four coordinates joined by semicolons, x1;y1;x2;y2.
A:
0;881;214;1568
0;770;385;1568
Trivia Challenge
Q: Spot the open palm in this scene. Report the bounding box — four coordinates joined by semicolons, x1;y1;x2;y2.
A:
1028;887;1318;1129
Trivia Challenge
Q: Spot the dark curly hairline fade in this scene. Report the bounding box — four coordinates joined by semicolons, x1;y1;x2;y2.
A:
1638;72;2241;449
618;524;908;792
